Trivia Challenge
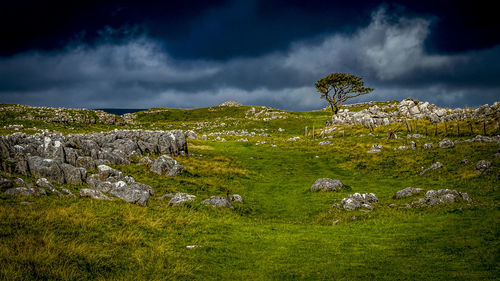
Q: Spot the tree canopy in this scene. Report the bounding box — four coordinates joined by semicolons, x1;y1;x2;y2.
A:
315;73;373;115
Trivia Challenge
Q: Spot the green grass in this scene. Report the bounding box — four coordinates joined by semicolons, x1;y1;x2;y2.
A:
0;104;499;280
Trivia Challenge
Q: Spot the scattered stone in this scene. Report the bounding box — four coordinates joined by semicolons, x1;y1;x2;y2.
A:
150;155;184;176
14;178;27;187
476;160;492;172
367;144;383;153
395;187;424;198
395;146;409;150
340;193;378;211
420;162;443;175
439;139;455;148
138;156;153;166
310;178;343;192
287;137;300;141
36;178;64;197
185;130;198;139
186;245;201;249
412;189;472;207
20;201;33;205
168;193;196;206
202;196;234;209
422;143;434;149
79;188;112;200
228;194;243;202
156;193;174;200
318;141;331;145
332;203;342;209
0;177;13;189
410;141;417;149
5;187;45;196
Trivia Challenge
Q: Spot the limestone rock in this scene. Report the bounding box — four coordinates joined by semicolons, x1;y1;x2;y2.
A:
395;187;424;198
168;193;196;206
202;196;234;209
79;188;112;200
310;178;344;192
476;160;491;172
228;194;243;202
36;178;64;197
420;162;443;175
150;155;184;176
438;139;455;148
5;187;46;196
340;193;378;211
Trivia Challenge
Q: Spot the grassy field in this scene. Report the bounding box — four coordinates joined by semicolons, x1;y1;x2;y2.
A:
0;104;499;280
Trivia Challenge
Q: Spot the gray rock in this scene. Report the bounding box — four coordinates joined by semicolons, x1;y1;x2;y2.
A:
14;177;27;187
367;144;383;153
310;178;343;192
150;155;184;176
36;178;64;197
60;188;76;198
413;189;472;206
0;177;13;189
422;143;434;149
410;141;417;149
340;193;378;211
185;130;198;139
202;196;234;209
420;162;443;175
138;156;153;166
97;164;124;181
108;181;150;206
28;156;65;184
438;139;455;148
168;193;196;206
5;187;46;196
156;193;174;200
76;156;97;171
86;174;114;192
318;141;332;145
228;194;243;202
395;187;424;198
476;160;491;171
79;188;112;200
61;163;86;185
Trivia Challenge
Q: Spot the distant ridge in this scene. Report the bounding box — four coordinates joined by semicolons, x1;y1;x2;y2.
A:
96;108;147;115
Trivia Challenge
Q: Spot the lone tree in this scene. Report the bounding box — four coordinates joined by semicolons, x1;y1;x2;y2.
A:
315;73;373;115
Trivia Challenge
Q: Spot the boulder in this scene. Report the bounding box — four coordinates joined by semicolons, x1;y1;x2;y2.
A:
185;130;198;139
139;156;153;166
228;194;243;203
36;178;64;197
395;187;424;198
108;181;150;206
412;189;472;206
97;164;124;181
420;162;443;175
0;177;13;189
150;155;184;176
310;178;344;192
476;160;491;172
367;144;383;153
202;196;234;209
28;156;65;184
340;193;378;211
438;139;455;148
168;193;196;206
61;163;86;185
79;188;112;200
5;187;46;196
422;143;434;149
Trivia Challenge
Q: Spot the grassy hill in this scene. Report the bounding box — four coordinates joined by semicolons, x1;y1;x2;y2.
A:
0;103;499;280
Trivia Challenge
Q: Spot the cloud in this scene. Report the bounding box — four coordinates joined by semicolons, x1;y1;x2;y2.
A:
0;7;499;110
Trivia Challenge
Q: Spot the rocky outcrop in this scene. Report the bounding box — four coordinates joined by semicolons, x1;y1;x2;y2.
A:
219;101;242;107
0;129;187;206
310;178;343;192
329;99;500;127
5;187;46;196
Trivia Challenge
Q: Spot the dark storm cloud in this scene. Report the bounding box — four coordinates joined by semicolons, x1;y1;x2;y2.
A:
0;3;499;109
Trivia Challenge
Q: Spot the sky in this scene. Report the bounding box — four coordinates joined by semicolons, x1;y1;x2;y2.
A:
0;0;499;110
